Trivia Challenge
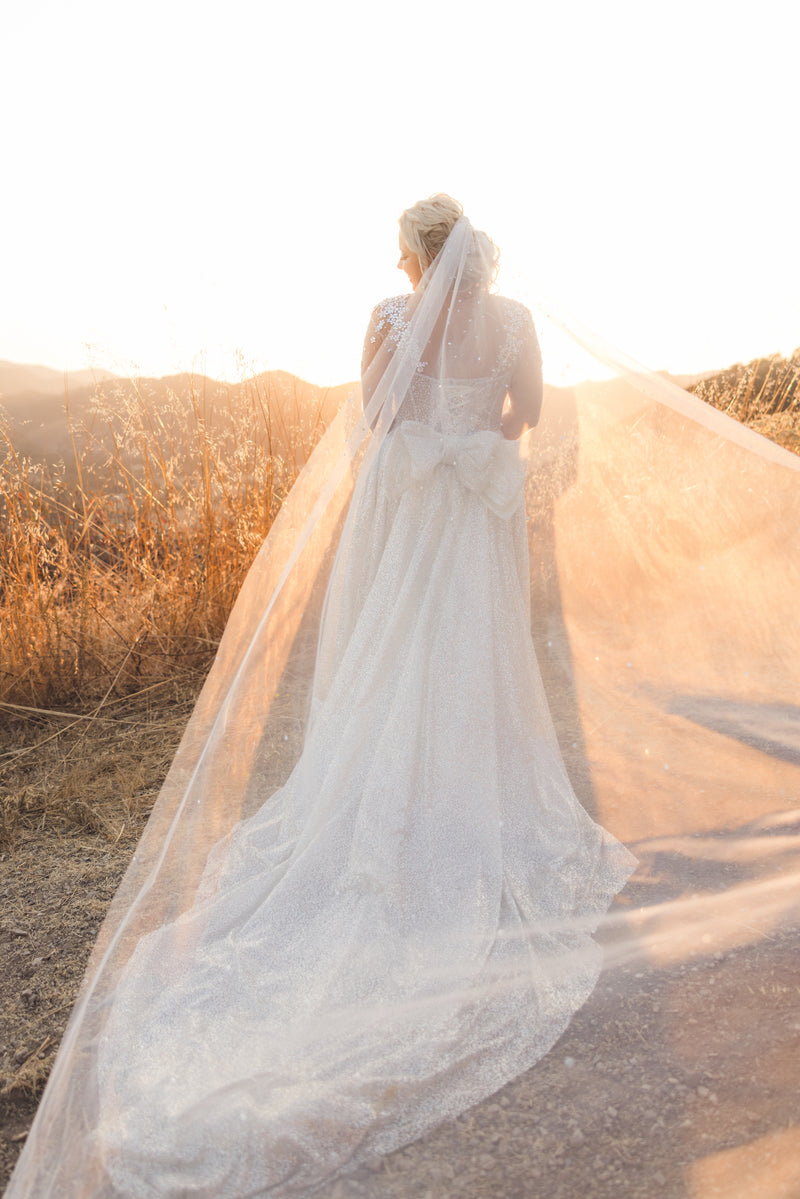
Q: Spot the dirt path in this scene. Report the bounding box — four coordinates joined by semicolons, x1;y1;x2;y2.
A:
0;831;133;1187
2;827;800;1198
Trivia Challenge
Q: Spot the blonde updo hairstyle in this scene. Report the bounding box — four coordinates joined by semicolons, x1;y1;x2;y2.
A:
399;193;464;272
399;193;499;288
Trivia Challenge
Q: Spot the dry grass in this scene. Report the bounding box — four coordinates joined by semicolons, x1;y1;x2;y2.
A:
0;351;797;852
0;675;200;849
690;348;800;455
0;371;344;847
0;371;340;713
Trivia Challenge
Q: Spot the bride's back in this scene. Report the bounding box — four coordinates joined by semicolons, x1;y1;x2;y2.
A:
365;290;537;435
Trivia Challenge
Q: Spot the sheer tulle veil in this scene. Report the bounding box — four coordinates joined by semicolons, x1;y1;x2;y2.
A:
6;213;800;1198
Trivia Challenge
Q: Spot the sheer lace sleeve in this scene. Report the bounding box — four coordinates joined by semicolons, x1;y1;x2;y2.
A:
361;296;410;414
361;297;408;375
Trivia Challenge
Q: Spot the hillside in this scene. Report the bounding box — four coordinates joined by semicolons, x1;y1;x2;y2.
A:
0;361;117;398
0;350;799;1193
688;348;800;455
0;367;351;468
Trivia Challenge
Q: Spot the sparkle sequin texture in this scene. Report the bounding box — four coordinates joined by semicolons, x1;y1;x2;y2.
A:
94;287;636;1198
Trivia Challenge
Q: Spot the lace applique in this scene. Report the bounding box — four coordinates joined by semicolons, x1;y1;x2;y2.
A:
370;295;431;374
496;300;532;378
370;295;409;345
362;296;413;378
368;293;534;385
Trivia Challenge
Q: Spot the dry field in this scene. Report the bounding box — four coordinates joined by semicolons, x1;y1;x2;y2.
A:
688;348;800;455
1;353;798;1195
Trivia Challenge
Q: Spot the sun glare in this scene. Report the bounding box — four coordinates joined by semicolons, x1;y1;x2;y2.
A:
1;1;797;389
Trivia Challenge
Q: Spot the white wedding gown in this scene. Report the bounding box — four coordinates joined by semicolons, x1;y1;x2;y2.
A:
93;294;636;1197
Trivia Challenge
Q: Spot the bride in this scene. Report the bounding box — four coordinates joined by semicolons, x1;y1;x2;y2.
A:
6;195;636;1198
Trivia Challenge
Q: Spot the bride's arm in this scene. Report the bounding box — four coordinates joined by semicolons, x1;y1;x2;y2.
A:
502;312;543;439
361;307;385;376
360;304;391;417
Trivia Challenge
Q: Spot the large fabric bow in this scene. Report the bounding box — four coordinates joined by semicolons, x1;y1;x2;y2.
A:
384;421;527;519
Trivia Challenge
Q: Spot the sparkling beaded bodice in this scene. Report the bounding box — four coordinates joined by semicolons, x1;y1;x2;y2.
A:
397;374;503;433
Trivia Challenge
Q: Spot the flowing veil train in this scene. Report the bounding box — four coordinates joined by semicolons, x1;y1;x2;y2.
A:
5;211;800;1198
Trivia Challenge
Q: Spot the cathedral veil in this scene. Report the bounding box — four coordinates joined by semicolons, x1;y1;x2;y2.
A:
6;217;800;1198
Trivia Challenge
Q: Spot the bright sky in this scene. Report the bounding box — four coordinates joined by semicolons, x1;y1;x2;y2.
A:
2;0;798;386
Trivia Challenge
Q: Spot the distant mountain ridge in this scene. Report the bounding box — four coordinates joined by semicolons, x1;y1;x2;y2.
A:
0;360;118;397
0;362;354;468
2;351;796;465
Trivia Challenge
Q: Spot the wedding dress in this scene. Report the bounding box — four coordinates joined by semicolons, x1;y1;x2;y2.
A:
79;222;632;1196
9;218;799;1199
90;280;634;1195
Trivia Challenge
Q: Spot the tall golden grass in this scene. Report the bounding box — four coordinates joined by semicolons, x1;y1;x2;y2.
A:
2;350;797;714
0;353;797;847
0;371;342;711
689;349;800;454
